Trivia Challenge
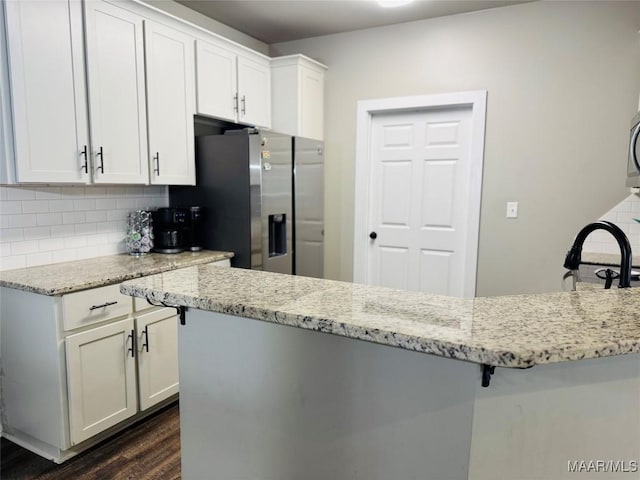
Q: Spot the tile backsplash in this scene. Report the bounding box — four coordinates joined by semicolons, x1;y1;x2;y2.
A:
0;185;168;271
582;193;640;254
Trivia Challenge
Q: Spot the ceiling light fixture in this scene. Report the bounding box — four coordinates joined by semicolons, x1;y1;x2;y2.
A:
377;0;414;8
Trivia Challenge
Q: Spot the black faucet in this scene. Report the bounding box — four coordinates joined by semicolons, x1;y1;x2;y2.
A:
563;221;633;288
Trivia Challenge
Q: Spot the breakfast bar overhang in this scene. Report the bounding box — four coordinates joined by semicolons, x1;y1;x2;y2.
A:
121;265;640;480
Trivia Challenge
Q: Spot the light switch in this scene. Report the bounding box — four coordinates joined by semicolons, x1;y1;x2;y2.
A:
506;201;518;219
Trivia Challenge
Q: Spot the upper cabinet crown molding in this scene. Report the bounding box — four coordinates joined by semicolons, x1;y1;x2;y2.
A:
271;54;327;141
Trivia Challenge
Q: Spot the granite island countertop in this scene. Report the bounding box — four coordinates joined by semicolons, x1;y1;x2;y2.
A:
0;250;234;296
120;264;640;369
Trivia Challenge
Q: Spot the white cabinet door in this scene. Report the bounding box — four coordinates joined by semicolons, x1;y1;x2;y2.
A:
238;55;271;128
145;21;195;185
136;308;179;411
195;40;238;123
299;66;325;141
4;0;90;183
65;317;137;445
84;0;149;184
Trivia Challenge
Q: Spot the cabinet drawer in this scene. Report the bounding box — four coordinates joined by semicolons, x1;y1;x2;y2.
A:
62;284;132;331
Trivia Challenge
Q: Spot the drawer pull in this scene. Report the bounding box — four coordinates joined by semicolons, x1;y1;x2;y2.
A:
141;326;150;353
89;301;118;311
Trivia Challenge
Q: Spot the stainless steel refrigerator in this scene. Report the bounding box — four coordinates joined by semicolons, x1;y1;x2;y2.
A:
169;129;324;278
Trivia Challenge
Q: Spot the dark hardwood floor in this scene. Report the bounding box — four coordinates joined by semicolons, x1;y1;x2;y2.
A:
0;402;181;480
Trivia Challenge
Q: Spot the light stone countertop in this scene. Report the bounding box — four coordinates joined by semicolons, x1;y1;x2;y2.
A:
0;250;234;296
120;264;640;369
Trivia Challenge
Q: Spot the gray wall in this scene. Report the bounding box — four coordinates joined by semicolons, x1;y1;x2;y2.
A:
270;1;640;296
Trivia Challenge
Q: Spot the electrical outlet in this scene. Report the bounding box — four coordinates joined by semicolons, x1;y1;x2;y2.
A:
506;201;518;219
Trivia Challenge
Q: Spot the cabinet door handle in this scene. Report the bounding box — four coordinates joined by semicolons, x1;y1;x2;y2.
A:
233;93;238;113
127;329;135;358
80;145;88;174
141;325;149;353
96;146;104;174
153;152;160;176
89;300;118;311
241;95;246;115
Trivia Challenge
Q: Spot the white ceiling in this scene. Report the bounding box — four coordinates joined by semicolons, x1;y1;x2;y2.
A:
175;0;535;44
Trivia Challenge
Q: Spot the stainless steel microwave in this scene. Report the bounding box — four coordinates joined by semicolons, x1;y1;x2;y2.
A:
627;111;640;188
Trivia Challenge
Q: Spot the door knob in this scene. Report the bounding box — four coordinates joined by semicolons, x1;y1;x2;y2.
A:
369;231;377;240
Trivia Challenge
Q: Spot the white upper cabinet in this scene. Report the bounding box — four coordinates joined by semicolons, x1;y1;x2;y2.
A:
237;55;271;128
145;21;196;185
271;55;327;140
84;0;149;184
0;3;15;184
196;39;271;128
4;0;90;183
195;41;238;123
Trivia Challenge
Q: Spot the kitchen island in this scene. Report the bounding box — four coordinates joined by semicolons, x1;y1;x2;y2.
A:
121;265;640;480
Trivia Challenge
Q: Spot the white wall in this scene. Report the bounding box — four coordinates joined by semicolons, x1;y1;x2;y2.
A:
0;185;168;271
271;1;640;296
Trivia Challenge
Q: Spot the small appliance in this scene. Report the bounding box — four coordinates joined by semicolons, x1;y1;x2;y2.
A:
185;206;203;251
151;207;187;254
627;111;640;188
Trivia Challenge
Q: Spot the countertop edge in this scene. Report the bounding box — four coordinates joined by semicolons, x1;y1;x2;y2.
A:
0;251;234;296
120;284;640;369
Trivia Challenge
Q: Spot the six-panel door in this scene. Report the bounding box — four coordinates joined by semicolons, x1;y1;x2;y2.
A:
65;317;137;445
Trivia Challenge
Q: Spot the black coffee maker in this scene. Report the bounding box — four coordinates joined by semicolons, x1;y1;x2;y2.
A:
152;207;202;254
152;208;187;253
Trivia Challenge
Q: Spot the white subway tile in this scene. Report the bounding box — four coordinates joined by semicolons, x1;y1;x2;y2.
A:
0;186;8;200
37;212;63;226
0;228;24;243
0;255;26;271
22;200;50;214
106;186;127;196
51;225;76;237
6;187;36;201
95;199;117;210
116;198;136;209
144;186;167;197
26;251;53;268
76;245;102;260
49;199;75;212
87;233;108;246
107;210;126;222
35;187;62;200
75;223;97;235
8;214;37;228
38;237;66;251
85;186;106;198
1;201;22;214
99;244;121;256
52;249;77;264
108;231;125;243
60;186;86;196
74;199;96;211
0;216;10;228
24;226;51;240
0;243;11;257
64;236;87;249
63;211;85;224
126;186;145;196
11;239;40;255
91;211;108;222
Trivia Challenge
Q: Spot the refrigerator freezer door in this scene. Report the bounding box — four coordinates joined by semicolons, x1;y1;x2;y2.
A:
293;137;324;278
260;131;293;274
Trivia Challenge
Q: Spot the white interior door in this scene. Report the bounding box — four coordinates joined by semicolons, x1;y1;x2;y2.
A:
357;96;484;297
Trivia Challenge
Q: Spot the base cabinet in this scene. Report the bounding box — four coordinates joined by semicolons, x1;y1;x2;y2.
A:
0;285;180;462
66;318;138;445
136;308;180;411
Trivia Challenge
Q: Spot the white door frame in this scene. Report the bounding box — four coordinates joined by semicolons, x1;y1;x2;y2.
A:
353;91;487;297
